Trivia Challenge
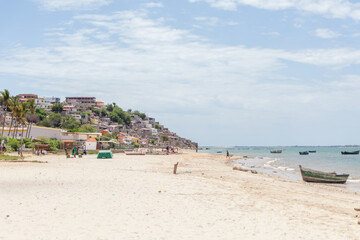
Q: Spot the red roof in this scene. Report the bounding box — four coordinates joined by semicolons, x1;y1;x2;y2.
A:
86;137;97;142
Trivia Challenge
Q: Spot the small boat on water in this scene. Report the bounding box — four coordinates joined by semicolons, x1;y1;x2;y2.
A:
299;165;349;184
341;150;359;155
270;150;282;153
299;151;309;155
308;150;316;153
217;151;222;153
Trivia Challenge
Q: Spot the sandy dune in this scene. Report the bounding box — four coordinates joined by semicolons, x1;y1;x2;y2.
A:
0;152;359;240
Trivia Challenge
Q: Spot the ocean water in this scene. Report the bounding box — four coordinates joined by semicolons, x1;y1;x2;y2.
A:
198;146;360;190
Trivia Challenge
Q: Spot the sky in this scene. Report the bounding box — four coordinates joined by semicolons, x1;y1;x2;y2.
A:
1;0;360;146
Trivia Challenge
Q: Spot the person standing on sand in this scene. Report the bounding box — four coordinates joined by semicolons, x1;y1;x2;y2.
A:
226;150;230;159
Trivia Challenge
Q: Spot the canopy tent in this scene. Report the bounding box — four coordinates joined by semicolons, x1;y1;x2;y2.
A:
97;150;113;159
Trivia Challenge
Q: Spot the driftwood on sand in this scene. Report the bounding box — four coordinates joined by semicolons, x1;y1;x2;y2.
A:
233;165;257;174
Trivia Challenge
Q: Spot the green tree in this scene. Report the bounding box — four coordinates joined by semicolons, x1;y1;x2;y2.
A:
7;96;19;137
39;118;52;127
35;108;47;121
111;106;131;125
11;102;28;157
51;103;63;113
49;139;61;151
0;89;10;136
61;116;80;130
77;124;97;133
100;108;108;117
150;139;155;144
133;110;146;120
49;113;62;127
160;135;169;142
25;99;36;138
8;138;20;151
109;111;123;124
106;103;117;112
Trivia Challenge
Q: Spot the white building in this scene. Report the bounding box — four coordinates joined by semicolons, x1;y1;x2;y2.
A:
85;137;97;151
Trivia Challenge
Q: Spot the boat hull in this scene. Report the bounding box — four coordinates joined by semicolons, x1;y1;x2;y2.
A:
270;150;282;153
341;151;359;155
299;151;309;155
299;165;349;184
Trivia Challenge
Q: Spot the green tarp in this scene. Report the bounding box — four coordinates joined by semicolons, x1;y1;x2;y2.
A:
97;150;113;159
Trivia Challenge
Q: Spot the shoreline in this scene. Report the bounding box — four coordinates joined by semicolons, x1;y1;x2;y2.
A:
0;151;360;239
196;149;360;193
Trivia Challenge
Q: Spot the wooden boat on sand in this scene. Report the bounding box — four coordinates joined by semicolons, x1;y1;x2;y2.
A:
341;150;359;155
270;150;282;153
299;165;349;184
125;152;145;155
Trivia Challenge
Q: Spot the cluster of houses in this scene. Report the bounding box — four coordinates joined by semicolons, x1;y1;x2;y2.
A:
1;94;198;150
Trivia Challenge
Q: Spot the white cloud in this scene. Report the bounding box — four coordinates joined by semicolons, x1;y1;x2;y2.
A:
314;28;341;39
262;31;280;36
193;16;238;27
2;10;360;144
143;2;164;8
35;0;112;11
189;0;360;20
194;17;220;26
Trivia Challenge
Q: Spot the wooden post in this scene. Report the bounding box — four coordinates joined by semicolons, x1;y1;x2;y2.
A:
173;162;179;174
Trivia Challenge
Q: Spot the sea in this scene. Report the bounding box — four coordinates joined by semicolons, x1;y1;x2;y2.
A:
198;146;360;191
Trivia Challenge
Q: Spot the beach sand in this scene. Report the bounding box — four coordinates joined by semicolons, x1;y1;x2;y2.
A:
0;152;359;239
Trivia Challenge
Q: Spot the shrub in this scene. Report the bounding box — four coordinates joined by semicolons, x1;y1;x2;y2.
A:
49;139;61;151
8;138;20;151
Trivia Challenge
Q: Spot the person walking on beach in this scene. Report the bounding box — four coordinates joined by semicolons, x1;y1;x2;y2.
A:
226;150;230;159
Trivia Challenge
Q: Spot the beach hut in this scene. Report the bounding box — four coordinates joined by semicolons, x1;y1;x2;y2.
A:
85;137;97;151
97;150;113;159
60;140;76;150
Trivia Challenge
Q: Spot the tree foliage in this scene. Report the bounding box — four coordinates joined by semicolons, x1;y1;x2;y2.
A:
133;110;146;120
49;113;62;128
61;116;80;130
160;135;169;142
77;124;97;133
35;108;47;121
51;103;63;113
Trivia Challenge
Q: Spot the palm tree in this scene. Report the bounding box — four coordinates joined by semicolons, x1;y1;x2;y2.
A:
0;89;10;137
11;102;28;158
7;96;18;137
25;99;35;138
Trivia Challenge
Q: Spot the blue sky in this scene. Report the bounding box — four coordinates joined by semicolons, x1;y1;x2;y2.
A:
1;0;360;146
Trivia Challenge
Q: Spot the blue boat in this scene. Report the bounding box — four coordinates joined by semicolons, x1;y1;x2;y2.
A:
299;151;309;155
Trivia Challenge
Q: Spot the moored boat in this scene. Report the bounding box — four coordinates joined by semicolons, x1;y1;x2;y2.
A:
299;165;349;184
270;150;282;153
299;151;309;155
341;150;359;155
308;150;316;153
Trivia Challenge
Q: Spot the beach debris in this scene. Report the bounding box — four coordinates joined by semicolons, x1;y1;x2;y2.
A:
185;170;192;173
355;208;360;211
233;165;258;174
173;162;179;174
158;190;162;193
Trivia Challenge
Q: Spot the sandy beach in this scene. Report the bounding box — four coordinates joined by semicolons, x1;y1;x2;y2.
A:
0;152;359;240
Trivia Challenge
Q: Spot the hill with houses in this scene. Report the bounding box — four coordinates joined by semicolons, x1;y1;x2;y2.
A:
0;92;198;150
